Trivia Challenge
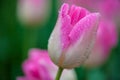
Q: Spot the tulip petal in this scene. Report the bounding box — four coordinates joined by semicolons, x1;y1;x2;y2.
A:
17;77;28;80
59;3;69;17
69;13;100;45
61;15;72;50
61;13;100;68
48;17;63;65
60;4;89;50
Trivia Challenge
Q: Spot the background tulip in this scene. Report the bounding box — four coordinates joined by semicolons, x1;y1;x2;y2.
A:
17;0;51;27
98;0;120;22
84;20;118;68
17;49;77;80
63;0;120;22
48;3;100;69
61;0;100;11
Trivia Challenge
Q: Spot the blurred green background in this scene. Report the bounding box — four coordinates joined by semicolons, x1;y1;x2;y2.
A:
0;0;120;80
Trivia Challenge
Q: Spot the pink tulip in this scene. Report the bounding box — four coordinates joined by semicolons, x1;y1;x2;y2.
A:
17;49;77;80
84;20;118;68
17;0;51;26
48;3;100;69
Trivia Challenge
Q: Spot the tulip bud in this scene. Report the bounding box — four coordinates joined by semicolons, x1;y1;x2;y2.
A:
17;0;51;27
84;20;118;68
17;49;77;80
48;3;100;69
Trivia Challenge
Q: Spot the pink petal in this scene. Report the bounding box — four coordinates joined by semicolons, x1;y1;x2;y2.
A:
60;3;89;50
69;13;100;45
61;15;72;50
59;3;69;17
17;77;28;80
60;13;100;68
28;49;48;61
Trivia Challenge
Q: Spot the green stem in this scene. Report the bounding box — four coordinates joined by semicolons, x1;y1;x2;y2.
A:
55;67;64;80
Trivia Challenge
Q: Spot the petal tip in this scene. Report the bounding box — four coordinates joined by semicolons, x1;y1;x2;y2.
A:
59;3;69;17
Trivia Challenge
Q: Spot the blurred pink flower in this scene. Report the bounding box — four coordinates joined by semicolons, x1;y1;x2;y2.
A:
17;0;51;27
63;0;120;21
84;20;118;68
17;49;77;80
62;0;100;11
99;0;120;21
48;3;100;69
